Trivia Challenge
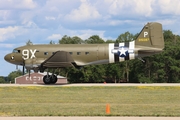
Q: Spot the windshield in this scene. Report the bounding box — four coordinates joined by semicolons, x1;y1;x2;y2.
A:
12;49;20;53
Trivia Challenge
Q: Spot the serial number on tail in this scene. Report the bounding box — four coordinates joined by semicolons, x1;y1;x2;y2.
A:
138;38;149;42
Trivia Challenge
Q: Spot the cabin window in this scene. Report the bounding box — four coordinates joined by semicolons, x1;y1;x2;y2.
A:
85;52;89;55
36;50;40;52
69;52;73;55
44;52;48;55
77;52;81;55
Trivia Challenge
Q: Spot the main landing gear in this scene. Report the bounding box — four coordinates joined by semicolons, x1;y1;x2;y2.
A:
43;74;57;84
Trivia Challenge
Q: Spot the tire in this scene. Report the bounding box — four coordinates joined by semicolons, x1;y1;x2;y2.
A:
43;75;51;84
50;75;57;84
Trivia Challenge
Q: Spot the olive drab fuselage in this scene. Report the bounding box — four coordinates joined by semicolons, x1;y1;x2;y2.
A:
4;22;164;84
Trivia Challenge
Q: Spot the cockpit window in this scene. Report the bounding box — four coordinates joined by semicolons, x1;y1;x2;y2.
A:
12;49;20;53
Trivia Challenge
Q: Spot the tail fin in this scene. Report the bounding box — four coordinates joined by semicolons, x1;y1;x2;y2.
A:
135;22;164;49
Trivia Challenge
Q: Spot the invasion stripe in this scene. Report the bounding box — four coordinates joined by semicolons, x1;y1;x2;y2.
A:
125;42;129;48
114;43;119;63
125;42;130;60
129;41;135;60
109;43;114;63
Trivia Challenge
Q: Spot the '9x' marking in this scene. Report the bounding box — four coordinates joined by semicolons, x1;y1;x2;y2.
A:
22;49;37;60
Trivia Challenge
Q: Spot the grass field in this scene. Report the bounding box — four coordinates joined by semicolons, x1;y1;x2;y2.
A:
0;86;180;116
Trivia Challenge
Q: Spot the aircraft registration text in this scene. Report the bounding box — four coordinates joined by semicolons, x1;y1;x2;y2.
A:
22;49;37;60
138;38;149;42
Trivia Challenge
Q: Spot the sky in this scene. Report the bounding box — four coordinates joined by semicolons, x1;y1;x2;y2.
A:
0;0;180;76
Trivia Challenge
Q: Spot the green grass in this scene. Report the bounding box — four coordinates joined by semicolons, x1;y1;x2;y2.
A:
0;86;180;116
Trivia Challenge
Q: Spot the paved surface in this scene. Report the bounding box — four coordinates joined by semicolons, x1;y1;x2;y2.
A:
1;83;180;87
0;117;180;120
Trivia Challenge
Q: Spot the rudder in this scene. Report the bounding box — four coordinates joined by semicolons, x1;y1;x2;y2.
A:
135;22;164;49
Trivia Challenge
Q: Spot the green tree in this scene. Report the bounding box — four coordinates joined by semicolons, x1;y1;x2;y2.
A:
59;35;83;44
85;35;105;44
0;76;6;83
71;36;84;44
116;31;134;43
67;67;89;83
163;30;175;42
7;70;22;83
87;65;105;83
106;40;115;43
105;63;122;83
50;40;56;44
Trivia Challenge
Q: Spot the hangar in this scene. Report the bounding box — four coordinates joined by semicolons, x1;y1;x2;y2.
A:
15;72;67;84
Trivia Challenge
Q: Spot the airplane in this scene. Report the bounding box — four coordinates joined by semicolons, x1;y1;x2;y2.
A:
4;22;164;84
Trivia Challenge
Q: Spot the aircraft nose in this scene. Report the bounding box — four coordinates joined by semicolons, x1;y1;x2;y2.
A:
4;53;14;62
4;54;10;62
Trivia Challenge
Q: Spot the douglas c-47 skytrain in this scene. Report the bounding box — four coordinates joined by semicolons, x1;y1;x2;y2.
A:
4;22;164;84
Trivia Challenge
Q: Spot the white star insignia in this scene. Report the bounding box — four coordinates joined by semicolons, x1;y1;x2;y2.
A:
119;47;127;56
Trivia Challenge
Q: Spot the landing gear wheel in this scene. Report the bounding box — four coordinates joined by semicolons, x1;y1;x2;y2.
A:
50;75;57;84
43;75;51;84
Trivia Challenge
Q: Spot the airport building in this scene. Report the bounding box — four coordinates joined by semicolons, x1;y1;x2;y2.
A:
15;72;67;84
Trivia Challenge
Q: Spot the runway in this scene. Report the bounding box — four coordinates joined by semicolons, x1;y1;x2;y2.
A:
0;117;180;120
1;83;180;87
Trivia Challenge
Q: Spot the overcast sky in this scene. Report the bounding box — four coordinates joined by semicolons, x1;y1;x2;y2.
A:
1;0;180;76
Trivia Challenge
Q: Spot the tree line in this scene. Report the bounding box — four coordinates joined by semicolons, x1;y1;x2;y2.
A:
1;30;180;83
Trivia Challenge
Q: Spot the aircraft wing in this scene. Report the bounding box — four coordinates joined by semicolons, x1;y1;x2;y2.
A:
41;51;74;68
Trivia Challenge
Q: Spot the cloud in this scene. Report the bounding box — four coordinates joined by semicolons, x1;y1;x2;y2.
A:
0;26;26;42
103;0;155;17
134;0;154;17
158;0;180;15
109;20;134;26
0;0;37;9
65;0;101;22
45;16;56;20
0;10;10;20
105;0;126;16
47;34;62;40
65;29;107;40
0;43;14;48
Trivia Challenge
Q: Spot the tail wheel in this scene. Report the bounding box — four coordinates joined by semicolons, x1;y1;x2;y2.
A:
43;75;51;84
50;75;57;84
